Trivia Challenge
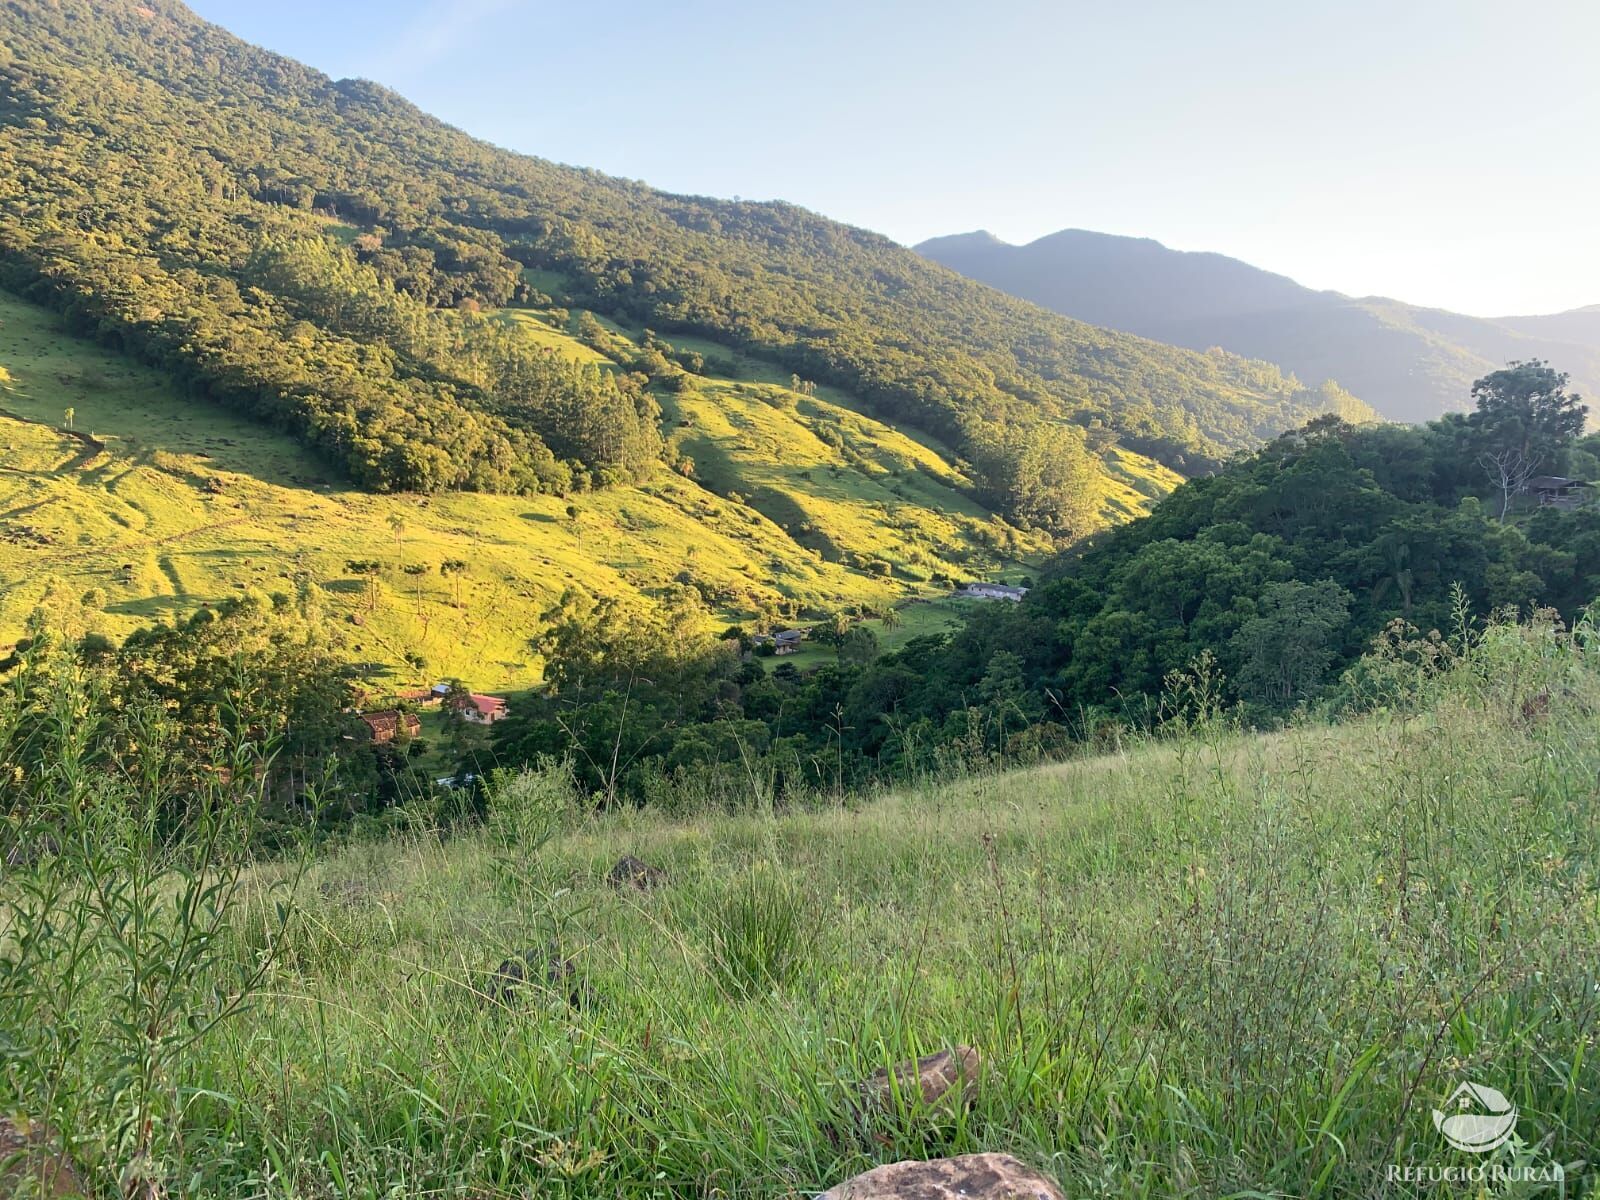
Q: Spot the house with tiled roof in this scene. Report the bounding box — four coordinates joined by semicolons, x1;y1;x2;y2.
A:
451;692;509;724
358;710;421;744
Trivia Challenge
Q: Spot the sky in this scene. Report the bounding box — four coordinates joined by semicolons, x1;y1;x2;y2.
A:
186;0;1600;318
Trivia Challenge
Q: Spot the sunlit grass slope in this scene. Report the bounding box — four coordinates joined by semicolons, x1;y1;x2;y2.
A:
0;290;1177;689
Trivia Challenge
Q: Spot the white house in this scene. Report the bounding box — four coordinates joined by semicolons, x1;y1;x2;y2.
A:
957;582;1029;602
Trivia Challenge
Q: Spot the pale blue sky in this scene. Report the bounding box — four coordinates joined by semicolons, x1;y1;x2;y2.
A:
187;0;1600;317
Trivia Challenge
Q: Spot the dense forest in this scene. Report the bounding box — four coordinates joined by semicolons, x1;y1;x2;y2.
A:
491;363;1599;802
0;0;1370;531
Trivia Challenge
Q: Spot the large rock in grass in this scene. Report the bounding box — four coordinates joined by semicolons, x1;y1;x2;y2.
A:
0;1115;83;1198
483;943;590;1010
815;1153;1065;1200
607;855;667;891
859;1045;982;1114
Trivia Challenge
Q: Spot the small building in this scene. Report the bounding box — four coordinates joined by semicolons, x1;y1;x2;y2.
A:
773;629;805;655
358;710;421;745
1524;476;1589;510
957;582;1029;602
454;692;509;724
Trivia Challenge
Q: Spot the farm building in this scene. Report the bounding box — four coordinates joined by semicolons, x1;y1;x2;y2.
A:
957;582;1029;601
358;710;421;745
1523;476;1589;510
453;692;509;724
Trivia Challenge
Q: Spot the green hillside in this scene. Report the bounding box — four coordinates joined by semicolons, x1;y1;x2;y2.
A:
0;0;1351;539
1;287;1176;688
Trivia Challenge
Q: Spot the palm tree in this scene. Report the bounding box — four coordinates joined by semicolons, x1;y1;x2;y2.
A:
387;513;407;568
881;606;903;632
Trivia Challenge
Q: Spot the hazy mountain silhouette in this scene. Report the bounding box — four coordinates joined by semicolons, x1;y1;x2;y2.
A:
917;229;1600;422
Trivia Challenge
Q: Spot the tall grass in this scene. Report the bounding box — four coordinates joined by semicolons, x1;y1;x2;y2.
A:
3;609;1599;1196
697;864;817;998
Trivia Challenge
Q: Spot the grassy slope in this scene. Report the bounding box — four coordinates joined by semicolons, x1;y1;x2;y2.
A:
0;290;1177;690
150;622;1598;1198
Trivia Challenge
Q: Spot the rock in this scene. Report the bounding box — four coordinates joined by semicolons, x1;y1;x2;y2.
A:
816;1153;1064;1200
484;943;590;1010
0;1115;84;1198
607;855;667;891
859;1045;982;1114
1519;689;1551;725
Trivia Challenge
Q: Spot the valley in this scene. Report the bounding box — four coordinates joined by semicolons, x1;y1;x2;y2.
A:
2;3;1598;1198
0;286;1171;689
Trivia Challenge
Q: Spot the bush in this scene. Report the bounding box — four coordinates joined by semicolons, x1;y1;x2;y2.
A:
698;864;816;997
484;757;579;854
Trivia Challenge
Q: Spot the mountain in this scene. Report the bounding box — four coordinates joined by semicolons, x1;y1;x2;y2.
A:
1497;304;1600;347
916;229;1600;423
0;0;1363;548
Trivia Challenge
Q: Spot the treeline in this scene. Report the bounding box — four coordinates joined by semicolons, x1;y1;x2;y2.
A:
0;0;1371;530
1;594;369;839
491;364;1600;800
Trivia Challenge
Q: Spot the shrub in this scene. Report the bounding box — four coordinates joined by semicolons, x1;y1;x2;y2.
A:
484;757;579;854
698;864;816;997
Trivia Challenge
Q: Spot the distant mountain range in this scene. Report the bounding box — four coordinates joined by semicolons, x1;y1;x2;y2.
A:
915;230;1600;423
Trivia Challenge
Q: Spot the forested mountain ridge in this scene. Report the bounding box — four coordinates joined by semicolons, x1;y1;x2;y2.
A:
918;228;1600;424
0;0;1364;535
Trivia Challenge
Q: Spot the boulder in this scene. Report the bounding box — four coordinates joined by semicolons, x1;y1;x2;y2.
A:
0;1115;83;1198
859;1045;981;1114
816;1153;1064;1200
607;855;667;891
484;943;590;1010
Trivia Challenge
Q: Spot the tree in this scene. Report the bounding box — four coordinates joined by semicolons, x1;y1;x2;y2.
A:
838;626;879;666
63;407;74;430
1478;447;1538;521
1469;361;1585;466
387;513;407;568
880;606;903;631
1231;579;1352;709
441;558;470;609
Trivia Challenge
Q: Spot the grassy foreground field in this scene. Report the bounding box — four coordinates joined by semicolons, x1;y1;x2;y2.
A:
7;615;1596;1198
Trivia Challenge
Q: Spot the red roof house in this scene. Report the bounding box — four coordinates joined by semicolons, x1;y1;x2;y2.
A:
454;693;509;724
